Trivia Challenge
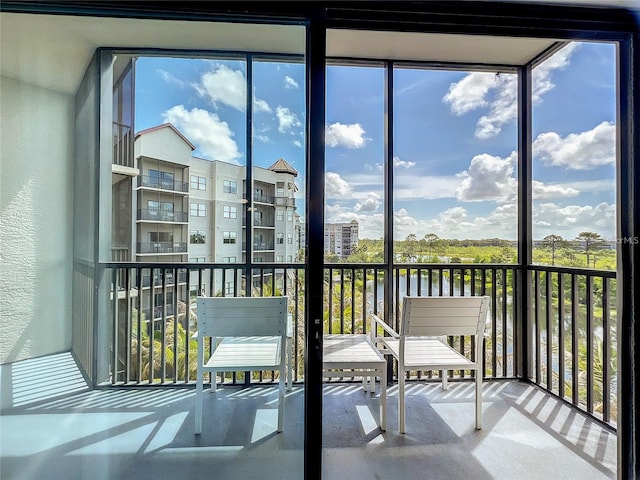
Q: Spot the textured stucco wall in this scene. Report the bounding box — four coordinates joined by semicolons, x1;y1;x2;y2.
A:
0;75;74;364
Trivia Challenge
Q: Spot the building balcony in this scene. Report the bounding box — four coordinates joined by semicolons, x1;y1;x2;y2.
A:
275;197;295;207
137;209;188;223
136;242;188;254
254;193;275;204
254;218;275;228
138;175;189;193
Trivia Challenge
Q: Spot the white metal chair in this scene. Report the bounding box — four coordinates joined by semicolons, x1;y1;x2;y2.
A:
194;296;288;434
372;295;490;434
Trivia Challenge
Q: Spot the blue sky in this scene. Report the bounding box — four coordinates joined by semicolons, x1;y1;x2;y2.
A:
135;41;617;241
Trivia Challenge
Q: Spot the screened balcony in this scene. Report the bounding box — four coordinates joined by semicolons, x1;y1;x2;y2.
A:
1;3;638;480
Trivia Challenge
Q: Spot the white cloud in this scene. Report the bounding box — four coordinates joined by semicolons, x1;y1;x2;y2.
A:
162;105;241;163
393;174;459;200
533;121;616;170
325;123;369;149
443;72;497;116
256;134;271;143
443;43;579;139
254;97;272;113
156;69;185;88
194;63;246;111
443;72;518;139
393;156;416;169
456;152;517;202
276;106;302;134
532;43;580;103
532;180;579;199
354;193;381;213
283;76;299;89
325;172;351;199
533;201;615;239
292;140;303;148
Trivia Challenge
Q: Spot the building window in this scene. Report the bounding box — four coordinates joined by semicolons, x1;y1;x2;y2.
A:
149;169;174;190
191;175;206;190
276;181;285;197
223;205;237;219
276;209;284;221
224;180;237;194
149;232;171;243
277;233;284;244
190;202;206;217
287;209;293;222
189;257;205;263
223;231;237;244
287;255;293;262
224;281;234;296
277;255;284;262
190;230;206;244
287;233;293;244
222;256;236;263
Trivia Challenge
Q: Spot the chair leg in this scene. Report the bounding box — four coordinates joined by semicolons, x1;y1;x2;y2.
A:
441;370;448;390
287;337;293;391
211;371;217;392
195;369;203;434
399;370;406;434
475;369;482;430
380;365;387;431
278;365;285;432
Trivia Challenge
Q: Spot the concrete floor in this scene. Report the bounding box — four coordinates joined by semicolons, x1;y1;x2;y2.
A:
0;378;616;480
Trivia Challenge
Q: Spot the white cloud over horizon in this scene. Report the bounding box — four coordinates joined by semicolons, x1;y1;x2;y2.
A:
354;192;381;213
326;123;369;149
325;171;352;199
533;121;616;170
456;152;517;202
162;105;241;163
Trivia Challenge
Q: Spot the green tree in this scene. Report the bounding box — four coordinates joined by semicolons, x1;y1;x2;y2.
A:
404;233;417;262
424;233;440;262
575;231;606;268
541;234;568;266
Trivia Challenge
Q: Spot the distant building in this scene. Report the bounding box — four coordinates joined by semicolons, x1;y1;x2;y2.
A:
324;220;359;258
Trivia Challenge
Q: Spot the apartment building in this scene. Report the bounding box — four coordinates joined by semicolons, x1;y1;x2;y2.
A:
324;220;359;258
189;156;300;266
126;123;300;310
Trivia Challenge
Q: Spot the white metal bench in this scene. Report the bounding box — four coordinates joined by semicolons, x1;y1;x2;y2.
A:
372;295;489;433
195;296;288;434
323;334;387;431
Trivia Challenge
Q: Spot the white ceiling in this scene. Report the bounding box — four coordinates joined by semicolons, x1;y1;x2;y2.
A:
1;8;633;96
0;13;306;95
326;30;560;66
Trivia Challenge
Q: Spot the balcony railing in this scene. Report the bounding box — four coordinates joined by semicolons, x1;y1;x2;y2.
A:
105;262;617;429
254;193;274;204
137;209;188;223
136;242;188;254
275;197;295;207
138;175;188;193
254;218;275;227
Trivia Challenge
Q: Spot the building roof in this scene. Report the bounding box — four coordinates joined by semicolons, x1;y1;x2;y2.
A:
268;158;298;177
135;123;197;151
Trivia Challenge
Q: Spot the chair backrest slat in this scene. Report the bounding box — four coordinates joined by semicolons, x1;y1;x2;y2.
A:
402;296;489;337
197;297;287;337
